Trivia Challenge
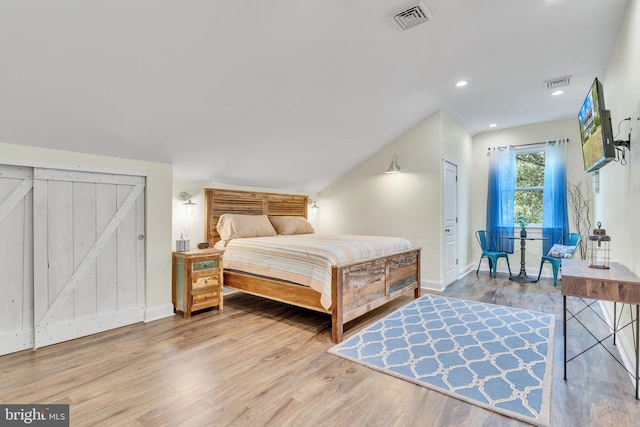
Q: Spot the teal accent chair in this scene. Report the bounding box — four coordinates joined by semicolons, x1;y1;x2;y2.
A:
475;230;512;278
537;233;581;286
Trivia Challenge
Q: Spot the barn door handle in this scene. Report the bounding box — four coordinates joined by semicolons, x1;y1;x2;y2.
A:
445;228;451;233
137;234;144;240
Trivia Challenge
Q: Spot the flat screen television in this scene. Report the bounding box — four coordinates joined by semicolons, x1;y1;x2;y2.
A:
578;77;615;173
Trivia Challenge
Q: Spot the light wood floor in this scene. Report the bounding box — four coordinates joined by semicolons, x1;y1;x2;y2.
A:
1;272;640;426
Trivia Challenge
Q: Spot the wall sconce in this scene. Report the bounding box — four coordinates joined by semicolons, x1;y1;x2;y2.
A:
385;154;401;174
179;191;197;217
308;199;319;214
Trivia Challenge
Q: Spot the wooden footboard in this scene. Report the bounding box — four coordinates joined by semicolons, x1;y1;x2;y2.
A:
331;248;420;342
224;248;421;343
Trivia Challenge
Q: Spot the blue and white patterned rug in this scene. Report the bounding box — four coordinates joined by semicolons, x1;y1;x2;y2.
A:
329;294;554;426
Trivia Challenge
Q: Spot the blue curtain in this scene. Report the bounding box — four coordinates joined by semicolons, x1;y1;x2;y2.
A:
542;140;569;254
486;147;515;252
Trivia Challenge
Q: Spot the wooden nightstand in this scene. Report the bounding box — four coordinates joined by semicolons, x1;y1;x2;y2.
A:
172;248;224;318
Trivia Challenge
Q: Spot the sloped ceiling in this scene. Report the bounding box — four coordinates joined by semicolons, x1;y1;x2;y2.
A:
0;0;629;192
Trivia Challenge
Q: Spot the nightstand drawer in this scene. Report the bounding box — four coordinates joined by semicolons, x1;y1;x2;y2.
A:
193;259;219;271
192;289;220;306
192;274;220;290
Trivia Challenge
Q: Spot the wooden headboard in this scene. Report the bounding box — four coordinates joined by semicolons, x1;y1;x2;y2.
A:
204;188;308;246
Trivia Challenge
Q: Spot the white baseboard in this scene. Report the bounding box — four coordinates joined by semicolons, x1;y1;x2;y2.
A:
458;264;475;279
421;279;444;292
144;303;175;322
422;265;475;294
476;264;548;278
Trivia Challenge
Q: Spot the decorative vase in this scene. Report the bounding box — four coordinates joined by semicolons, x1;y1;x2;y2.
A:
520;228;527;238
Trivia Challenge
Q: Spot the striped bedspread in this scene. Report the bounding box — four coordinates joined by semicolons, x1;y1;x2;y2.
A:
222;234;413;309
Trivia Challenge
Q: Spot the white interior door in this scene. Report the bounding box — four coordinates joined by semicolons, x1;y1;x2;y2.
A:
0;165;34;356
33;168;145;348
443;160;458;286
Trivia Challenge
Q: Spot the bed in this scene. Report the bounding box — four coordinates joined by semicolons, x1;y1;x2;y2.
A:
204;188;421;343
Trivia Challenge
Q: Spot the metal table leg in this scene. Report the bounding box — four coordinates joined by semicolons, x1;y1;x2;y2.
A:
564;295;567;380
614;302;617;345
634;305;640;400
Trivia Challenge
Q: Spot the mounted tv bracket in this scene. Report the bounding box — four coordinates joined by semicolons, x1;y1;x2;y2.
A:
614;138;631;150
613;116;632;151
612;116;631;165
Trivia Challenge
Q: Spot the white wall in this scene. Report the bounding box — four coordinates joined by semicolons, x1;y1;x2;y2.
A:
595;0;640;370
0;142;174;319
318;110;472;289
172;181;209;248
470;118;585;276
599;0;640;273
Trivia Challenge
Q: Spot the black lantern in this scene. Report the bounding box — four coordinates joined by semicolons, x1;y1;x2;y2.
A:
588;222;610;269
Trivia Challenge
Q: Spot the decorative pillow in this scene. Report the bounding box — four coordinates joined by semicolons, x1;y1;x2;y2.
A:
268;216;315;235
547;244;576;259
216;214;277;243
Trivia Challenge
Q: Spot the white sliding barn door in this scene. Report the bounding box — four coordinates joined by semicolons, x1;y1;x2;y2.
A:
33;168;145;348
0;165;34;356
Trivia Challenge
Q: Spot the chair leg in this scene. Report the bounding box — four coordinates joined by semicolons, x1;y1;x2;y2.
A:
552;265;559;286
477;256;483;275
490;257;497;278
505;256;512;276
537;259;545;282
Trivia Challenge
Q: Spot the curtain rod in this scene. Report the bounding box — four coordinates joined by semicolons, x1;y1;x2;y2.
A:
488;138;569;151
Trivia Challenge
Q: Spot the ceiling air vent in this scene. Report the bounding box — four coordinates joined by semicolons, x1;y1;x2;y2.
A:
545;75;572;90
394;3;432;31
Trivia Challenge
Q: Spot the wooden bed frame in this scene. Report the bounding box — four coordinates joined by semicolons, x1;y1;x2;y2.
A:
204;188;421;343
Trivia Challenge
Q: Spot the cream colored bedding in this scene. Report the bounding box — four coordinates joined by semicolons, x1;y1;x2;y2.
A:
222;234;413;309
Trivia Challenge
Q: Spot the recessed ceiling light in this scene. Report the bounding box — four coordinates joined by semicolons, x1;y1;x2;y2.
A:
552;90;564;96
489;123;497;128
456;80;468;87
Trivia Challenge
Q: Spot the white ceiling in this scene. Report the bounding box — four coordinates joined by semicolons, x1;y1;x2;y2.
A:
0;0;629;192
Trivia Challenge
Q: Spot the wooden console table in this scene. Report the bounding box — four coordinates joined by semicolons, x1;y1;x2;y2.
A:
562;259;640;398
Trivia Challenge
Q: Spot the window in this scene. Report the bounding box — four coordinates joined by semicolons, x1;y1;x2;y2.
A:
514;149;545;226
487;140;568;255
